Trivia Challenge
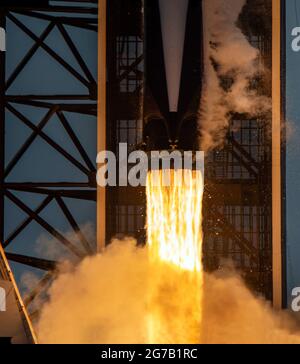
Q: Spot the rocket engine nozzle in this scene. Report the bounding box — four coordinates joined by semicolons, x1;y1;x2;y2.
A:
142;114;199;154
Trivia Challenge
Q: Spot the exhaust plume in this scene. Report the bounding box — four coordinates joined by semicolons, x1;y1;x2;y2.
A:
37;240;300;344
199;0;271;150
37;240;148;344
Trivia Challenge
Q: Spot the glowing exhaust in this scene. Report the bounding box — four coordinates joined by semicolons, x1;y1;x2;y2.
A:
146;168;204;343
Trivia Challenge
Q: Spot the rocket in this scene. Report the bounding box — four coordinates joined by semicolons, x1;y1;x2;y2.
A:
143;0;203;152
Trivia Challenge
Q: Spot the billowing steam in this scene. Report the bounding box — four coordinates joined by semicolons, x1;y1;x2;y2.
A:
37;239;300;344
37;240;148;344
199;0;271;150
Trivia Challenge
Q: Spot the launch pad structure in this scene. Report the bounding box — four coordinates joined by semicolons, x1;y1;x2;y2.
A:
0;0;287;343
0;0;99;343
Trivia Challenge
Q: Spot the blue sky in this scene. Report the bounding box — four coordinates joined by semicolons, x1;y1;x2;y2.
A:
285;0;300;304
4;10;97;292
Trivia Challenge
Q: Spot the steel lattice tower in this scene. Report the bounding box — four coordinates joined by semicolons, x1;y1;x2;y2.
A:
0;0;99;342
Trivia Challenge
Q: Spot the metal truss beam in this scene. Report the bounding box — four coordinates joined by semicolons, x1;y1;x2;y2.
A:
5;252;57;271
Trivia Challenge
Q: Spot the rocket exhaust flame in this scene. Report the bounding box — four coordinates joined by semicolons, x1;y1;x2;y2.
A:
147;169;203;271
146;169;204;343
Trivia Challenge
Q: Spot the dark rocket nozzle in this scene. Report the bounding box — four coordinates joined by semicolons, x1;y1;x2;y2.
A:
142;115;198;153
143;0;203;154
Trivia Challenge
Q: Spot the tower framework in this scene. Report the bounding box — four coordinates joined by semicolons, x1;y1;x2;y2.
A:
105;0;276;302
0;0;99;341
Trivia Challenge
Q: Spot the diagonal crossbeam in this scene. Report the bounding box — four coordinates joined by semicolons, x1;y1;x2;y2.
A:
57;23;96;85
24;271;55;308
209;208;259;265
57;110;96;172
6;104;91;176
117;55;144;84
4;195;53;248
5;190;85;258
6;22;55;90
7;13;91;88
5;106;57;178
226;145;258;178
227;134;260;171
56;196;93;255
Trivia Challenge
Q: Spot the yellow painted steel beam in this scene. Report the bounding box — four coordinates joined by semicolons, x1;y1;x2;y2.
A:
272;0;283;309
0;243;37;343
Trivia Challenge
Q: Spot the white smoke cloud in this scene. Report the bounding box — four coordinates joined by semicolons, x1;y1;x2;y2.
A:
35;222;95;261
37;239;148;344
202;271;300;344
36;240;300;344
199;0;271;150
